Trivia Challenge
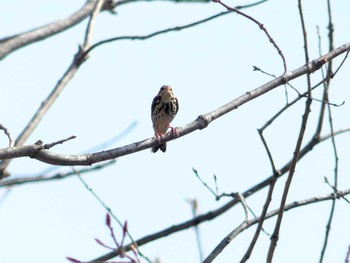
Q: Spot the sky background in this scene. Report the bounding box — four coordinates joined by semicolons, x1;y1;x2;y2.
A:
0;0;350;262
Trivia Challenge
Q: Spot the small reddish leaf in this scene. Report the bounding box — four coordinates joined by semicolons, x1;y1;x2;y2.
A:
123;221;128;234
106;213;111;226
95;238;106;246
66;257;81;263
95;238;116;251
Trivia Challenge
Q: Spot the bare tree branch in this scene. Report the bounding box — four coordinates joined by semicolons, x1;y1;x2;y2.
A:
267;1;313;260
0;124;14;148
86;0;268;55
86;11;233;54
319;1;338;262
212;0;287;72
186;198;204;262
0;42;349;167
345;245;350;263
73;168;152;262
0;0;113;60
92;188;350;262
0;0;267;60
0;160;115;188
203;188;350;263
86;126;349;262
0;0;105;179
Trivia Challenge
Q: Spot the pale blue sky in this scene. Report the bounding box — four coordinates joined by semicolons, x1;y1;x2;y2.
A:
0;0;350;262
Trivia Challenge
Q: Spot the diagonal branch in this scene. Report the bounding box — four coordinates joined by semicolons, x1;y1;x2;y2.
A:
0;42;349;167
213;0;287;72
85;0;268;55
61;126;347;262
0;0;113;60
318;2;338;262
0;0;105;179
203;188;350;263
267;1;313;260
0;0;267;60
0;161;115;188
94;188;350;262
86;11;233;54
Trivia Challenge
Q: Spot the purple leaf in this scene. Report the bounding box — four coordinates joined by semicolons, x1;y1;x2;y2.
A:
66;257;81;263
106;213;111;226
123;221;128;235
95;238;106;246
95;238;116;251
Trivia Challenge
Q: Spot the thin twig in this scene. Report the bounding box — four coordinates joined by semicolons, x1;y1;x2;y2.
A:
86;11;233;54
1;43;349;167
0;160;115;188
186;198;204;262
0;188;11;206
73;168;151;263
86;0;268;55
319;1;338;261
90;127;350;261
0;0;105;178
240;169;278;262
202;189;350;263
213;0;287;72
236;192;250;221
43;135;76;149
84;0;105;49
345;245;350;263
242;43;347;260
0;0;111;60
241;119;280;263
0;124;14;147
267;1;312;260
192;168;217;198
324;177;350;204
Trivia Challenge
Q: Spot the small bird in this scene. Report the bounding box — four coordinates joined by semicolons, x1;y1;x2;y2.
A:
151;85;179;153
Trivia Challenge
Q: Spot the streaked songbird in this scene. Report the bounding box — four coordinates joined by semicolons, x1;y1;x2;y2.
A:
151;85;179;153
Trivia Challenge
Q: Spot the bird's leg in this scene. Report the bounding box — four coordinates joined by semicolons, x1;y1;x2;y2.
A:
154;132;164;143
168;126;179;138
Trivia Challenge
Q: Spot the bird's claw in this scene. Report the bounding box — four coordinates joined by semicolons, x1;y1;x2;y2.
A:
169;127;179;138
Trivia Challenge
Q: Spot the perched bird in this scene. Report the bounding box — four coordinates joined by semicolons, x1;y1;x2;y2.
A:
151;85;179;153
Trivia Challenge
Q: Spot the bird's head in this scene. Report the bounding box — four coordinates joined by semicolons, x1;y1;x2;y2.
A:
158;85;174;100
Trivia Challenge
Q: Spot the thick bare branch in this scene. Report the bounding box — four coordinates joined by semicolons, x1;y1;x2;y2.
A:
203;189;350;263
0;0;267;60
0;0;105;179
93;188;350;262
0;0;108;60
0;42;349;166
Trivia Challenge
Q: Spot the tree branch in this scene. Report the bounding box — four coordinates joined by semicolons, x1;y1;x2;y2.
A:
79;125;349;261
0;0;112;60
93;188;350;262
0;0;105;179
86;0;268;54
203;188;350;263
0;124;14;148
267;1;313;260
212;0;287;72
0;160;115;188
0;42;349;166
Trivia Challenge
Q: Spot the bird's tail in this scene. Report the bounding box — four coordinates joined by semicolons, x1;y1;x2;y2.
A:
152;142;166;153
